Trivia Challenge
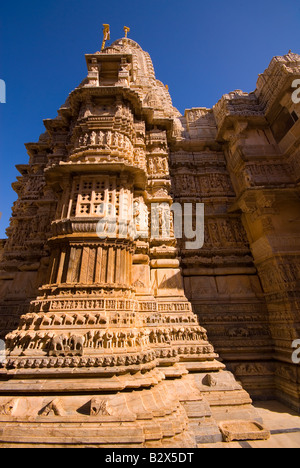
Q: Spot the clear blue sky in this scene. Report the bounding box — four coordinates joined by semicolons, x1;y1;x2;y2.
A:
0;0;299;238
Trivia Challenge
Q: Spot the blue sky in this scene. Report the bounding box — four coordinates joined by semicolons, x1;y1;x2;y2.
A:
0;0;300;238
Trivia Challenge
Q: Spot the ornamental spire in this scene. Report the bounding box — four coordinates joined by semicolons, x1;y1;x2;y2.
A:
101;24;110;51
124;26;130;38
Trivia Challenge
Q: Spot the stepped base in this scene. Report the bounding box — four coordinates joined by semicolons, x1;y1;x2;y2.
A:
0;367;267;447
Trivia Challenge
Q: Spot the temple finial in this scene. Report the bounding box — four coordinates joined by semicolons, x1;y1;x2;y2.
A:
124;26;130;38
101;24;110;51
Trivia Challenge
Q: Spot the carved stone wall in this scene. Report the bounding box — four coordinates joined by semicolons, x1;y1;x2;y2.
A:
212;52;300;410
169;144;274;399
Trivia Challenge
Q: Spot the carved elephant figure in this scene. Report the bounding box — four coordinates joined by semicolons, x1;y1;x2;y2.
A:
141;329;150;346
50;314;64;326
64;315;75;325
177;328;185;341
85;331;95;348
85;314;97;325
33;332;50;350
5;332;19;350
41;315;52;326
96;331;105;349
117;332;127;348
147;315;157;324
97;314;107;325
41;302;50;312
28;332;44;350
163;329;171;344
51;334;68;352
135;332;143;347
21;332;36;350
127;330;138;347
149;330;157;344
190;328;199;341
74;314;86;325
42;332;55;351
24;313;37;329
18;316;27;330
228;328;238;338
69;335;85;353
156;328;167;343
238;328;250;337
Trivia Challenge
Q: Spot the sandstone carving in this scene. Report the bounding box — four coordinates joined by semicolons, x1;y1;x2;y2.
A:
89;398;111;416
40;399;66;417
0;30;297;447
0;400;17;416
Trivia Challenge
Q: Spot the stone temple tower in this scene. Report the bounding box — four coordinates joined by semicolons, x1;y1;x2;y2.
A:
0;32;268;447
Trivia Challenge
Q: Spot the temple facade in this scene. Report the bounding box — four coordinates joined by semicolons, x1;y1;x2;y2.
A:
0;32;298;447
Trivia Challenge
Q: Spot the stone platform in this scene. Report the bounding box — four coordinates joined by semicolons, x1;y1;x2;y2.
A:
201;400;300;448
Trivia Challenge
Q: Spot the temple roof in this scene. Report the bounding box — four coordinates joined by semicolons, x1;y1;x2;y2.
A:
97;37;180;118
101;37;157;87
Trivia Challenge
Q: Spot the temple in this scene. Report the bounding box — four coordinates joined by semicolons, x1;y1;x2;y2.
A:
0;29;299;447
